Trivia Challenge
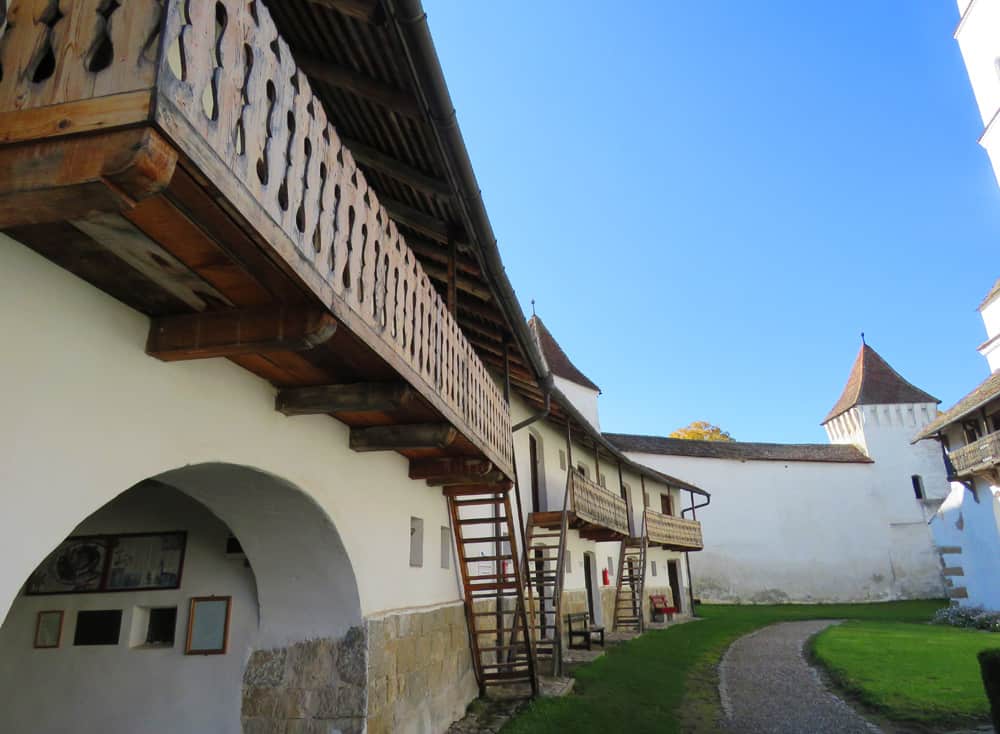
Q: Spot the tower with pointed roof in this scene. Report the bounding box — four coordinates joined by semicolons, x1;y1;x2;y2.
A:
822;343;941;460
528;315;603;429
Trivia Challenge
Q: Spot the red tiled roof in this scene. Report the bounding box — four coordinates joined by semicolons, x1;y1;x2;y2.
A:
914;369;1000;441
822;345;938;425
605;433;872;464
527;316;600;392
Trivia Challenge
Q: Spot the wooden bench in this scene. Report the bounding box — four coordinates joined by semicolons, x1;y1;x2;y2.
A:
566;612;605;650
650;594;677;623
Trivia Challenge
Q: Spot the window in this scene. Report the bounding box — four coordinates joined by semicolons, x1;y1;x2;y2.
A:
651;561;658;577
440;526;451;570
990;410;1000;433
577;463;587;478
146;607;177;646
963;419;982;444
643;491;650;508
599;473;606;488
564;550;571;574
74;609;122;646
409;517;424;567
607;557;614;576
558;449;566;470
661;494;674;516
911;475;925;500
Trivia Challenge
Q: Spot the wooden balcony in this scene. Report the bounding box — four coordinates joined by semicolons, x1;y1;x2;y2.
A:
643;509;703;551
568;471;630;540
949;432;1000;478
0;0;513;478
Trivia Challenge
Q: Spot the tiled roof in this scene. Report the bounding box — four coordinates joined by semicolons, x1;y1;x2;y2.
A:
978;278;1000;312
527;316;600;392
914;370;1000;441
604;433;873;464
823;345;938;425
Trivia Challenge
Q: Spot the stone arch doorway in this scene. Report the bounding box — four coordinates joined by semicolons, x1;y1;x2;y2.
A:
0;463;365;734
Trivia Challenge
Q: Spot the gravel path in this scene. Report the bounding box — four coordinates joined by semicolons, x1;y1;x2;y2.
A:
719;619;882;733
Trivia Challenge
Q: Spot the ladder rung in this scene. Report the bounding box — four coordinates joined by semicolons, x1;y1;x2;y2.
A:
464;555;514;563
451;497;505;506
456;517;508;526
459;535;507;544
471;610;517;617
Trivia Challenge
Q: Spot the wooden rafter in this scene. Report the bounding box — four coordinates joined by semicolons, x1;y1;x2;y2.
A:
382;197;469;247
304;0;384;24
146;307;337;361
342;136;452;199
276;382;415;415
349;423;458;451
297;56;421;118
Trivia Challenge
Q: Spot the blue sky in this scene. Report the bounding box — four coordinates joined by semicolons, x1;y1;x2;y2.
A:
423;1;1000;443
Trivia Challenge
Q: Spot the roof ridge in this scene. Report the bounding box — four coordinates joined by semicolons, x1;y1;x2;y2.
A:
822;344;938;425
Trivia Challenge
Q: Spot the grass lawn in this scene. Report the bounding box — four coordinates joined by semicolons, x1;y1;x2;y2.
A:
500;600;946;734
812;621;997;727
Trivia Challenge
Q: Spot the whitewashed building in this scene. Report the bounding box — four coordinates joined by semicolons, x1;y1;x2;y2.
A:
0;2;710;732
914;279;1000;610
607;344;951;604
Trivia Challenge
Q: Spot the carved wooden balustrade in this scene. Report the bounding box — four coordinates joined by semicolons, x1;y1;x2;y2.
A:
949;432;1000;478
0;0;513;475
569;471;630;538
643;509;703;551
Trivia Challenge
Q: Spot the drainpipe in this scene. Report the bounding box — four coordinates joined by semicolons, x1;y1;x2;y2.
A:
682;491;711;617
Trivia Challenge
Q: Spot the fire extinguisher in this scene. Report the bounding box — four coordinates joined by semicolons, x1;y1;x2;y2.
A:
602;568;610;586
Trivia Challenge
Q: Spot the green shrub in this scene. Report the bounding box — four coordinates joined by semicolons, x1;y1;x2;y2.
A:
978;649;1000;731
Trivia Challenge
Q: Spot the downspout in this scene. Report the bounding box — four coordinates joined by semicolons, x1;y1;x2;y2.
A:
681;491;711;617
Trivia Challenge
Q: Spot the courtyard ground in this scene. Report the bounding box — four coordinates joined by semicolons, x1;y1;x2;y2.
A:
499;600;950;734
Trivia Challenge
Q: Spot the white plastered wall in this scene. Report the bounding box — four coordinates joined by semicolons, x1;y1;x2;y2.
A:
0;233;463;626
0;484;258;734
955;0;1000;187
623;449;947;603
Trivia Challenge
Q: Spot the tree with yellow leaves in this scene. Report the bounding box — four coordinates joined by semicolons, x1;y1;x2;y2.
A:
669;421;733;442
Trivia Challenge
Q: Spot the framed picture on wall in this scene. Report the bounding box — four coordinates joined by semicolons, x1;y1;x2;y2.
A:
34;610;63;648
185;596;231;655
25;531;186;596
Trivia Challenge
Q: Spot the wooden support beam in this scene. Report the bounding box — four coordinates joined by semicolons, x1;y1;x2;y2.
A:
341;137;452;199
304;0;383;23
382;197;469;246
422;260;492;302
410;457;493;481
147;307;337;361
349;423;457;452
406;235;481;277
447;236;458;316
276;382;414;416
297;56;421;118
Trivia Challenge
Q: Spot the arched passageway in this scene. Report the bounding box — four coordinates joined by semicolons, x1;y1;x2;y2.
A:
0;463;364;734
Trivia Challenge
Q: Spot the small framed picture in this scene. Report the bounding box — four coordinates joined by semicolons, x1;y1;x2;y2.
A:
34;610;63;649
185;596;231;655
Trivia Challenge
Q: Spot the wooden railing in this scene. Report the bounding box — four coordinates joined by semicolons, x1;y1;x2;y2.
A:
949;432;1000;477
569;472;630;537
0;0;514;475
644;509;703;551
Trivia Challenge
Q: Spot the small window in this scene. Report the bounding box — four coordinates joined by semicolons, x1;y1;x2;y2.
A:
564;550;571;574
409;517;424;567
558;450;566;470
440;526;451;570
599;473;606;488
643;491;650;507
577;464;587;478
74;609;122;646
651;561;658;577
607;557;614;576
146;607;177;646
911;475;925;500
661;494;673;516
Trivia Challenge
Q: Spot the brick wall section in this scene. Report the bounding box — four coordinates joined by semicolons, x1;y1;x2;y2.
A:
241;627;367;734
366;602;478;734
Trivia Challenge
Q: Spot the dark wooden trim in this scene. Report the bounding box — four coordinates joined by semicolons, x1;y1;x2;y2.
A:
276;382;414;416
304;0;384;23
349;423;457;451
185;596;232;655
341;136;452;199
409;457;493;481
297;56;420;118
147;307;337;361
382;197;469;246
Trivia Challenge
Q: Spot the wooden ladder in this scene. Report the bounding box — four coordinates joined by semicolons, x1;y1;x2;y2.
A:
521;509;569;676
613;536;647;632
445;483;538;696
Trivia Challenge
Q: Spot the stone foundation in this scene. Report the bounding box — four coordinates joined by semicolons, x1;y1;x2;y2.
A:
366;602;478;734
242;627;367;734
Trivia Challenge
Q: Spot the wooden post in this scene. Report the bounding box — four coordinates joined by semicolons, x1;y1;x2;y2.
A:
594;440;601;487
690;490;697;520
618;462;633;537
